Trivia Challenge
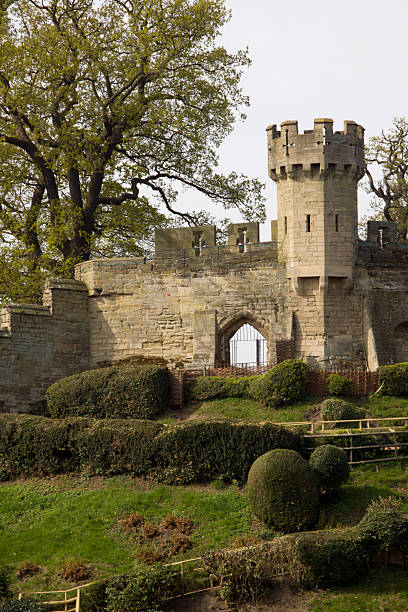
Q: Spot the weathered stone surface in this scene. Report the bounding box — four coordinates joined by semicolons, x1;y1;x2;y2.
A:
3;118;408;412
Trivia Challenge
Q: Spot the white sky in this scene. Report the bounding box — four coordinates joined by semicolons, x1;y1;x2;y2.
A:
177;0;408;241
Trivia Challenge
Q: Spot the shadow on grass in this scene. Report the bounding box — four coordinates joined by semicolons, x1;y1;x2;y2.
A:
321;484;398;526
310;568;408;611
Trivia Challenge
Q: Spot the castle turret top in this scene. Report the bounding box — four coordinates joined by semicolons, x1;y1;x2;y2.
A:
267;118;365;181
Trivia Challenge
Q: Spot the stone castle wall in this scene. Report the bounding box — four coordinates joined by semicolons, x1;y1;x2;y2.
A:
2;118;408;412
0;280;89;412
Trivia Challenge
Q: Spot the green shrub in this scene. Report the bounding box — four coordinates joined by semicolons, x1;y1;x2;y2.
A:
269;528;369;588
153;419;304;484
0;601;45;612
247;449;320;532
309;430;391;463
327;373;351;396
187;375;262;402
0;415;162;479
320;398;364;424
253;360;309;408
204;527;369;599
203;546;270;607
0;568;11;601
309;445;350;494
357;496;408;553
104;566;179;612
46;365;169;419
379;363;408;396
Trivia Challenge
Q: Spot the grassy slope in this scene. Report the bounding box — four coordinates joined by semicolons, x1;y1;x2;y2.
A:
0;475;263;594
159;394;408;425
2;462;408;606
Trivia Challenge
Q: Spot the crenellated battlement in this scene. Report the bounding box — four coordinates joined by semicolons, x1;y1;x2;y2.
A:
267;118;365;181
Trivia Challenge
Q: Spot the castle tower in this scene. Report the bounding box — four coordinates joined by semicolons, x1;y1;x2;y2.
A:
267;118;364;294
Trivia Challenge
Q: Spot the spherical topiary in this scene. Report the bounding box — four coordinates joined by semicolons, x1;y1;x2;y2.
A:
253;360;310;408
326;374;351;397
247;449;320;533
320;398;364;424
309;445;350;494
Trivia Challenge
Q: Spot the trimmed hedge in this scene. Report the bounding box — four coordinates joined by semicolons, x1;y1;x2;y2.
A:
0;415;303;484
252;359;309;408
0;415;162;479
247;449;320;532
0;568;11;601
46;365;169;419
379;363;408;396
309;445;350;494
187;375;261;402
326;373;351;397
203;527;370;602
152;419;304;484
357;496;408;552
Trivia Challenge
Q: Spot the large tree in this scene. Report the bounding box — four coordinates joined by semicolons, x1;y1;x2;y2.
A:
0;0;265;301
365;117;408;240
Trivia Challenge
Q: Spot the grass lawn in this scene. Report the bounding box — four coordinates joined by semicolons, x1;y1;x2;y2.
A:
158;394;408;426
159;395;322;424
2;461;408;603
0;475;264;594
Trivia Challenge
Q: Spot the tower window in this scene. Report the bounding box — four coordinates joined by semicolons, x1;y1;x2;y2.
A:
284;216;287;234
306;214;311;232
335;214;339;232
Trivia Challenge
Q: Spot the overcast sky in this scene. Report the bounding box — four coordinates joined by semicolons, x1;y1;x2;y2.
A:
177;0;408;240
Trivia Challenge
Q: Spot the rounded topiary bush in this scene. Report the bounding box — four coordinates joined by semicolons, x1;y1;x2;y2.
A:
326;373;351;397
46;365;169;419
320;398;364;424
309;444;350;494
247;449;320;533
253;359;310;408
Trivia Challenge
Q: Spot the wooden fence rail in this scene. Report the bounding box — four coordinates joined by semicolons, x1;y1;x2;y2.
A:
18;582;95;612
271;415;408;434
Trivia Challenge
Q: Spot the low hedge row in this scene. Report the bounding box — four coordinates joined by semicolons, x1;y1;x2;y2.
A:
187;375;261;402
204;496;408;607
188;359;310;408
0;415;303;484
379;362;408;396
46;365;169;419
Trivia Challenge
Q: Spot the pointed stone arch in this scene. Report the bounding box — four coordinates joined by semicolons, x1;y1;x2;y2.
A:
216;311;269;365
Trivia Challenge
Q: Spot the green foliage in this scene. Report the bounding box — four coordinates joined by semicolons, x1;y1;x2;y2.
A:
0;0;265;299
320;398;364;423
187;375;262;402
0;415;162;479
0;601;45;612
247;449;320;532
309;445;350;494
252;360;310;408
203;547;269;607
0;414;302;483
104;567;179;612
270;528;369;588
326;374;351;397
379;363;408;397
204;527;370;601
153;419;304;484
46;365;169;419
0;568;11;601
357;497;408;552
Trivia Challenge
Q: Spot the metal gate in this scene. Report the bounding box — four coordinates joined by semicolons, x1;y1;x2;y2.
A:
229;323;267;366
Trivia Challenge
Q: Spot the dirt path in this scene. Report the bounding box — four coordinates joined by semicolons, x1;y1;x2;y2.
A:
162;581;310;611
